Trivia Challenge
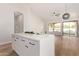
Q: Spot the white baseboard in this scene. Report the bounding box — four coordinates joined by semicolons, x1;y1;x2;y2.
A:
0;41;12;45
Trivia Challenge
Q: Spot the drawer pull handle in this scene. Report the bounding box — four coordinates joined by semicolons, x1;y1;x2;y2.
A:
25;45;28;48
16;37;19;39
29;42;35;45
14;40;16;41
21;40;25;41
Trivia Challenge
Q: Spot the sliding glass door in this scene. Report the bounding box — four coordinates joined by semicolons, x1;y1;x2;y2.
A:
63;22;70;36
63;22;77;36
48;21;77;36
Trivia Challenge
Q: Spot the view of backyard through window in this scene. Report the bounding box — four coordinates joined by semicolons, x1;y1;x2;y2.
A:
63;22;77;36
48;23;61;32
48;21;77;36
54;23;61;32
48;23;54;32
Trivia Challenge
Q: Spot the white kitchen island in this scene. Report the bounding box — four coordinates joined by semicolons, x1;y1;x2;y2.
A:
12;33;55;56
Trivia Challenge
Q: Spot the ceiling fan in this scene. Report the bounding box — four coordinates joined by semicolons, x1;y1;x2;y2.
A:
49;9;61;17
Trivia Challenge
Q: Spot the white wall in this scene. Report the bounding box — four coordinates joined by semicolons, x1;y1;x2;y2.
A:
0;4;24;43
0;4;45;43
24;7;45;34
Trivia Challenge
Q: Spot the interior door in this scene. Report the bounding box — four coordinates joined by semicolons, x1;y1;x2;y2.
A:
14;12;24;33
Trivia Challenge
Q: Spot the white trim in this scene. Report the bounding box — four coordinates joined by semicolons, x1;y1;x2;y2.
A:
0;41;12;45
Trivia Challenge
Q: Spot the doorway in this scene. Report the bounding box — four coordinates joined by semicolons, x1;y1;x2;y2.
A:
14;12;24;33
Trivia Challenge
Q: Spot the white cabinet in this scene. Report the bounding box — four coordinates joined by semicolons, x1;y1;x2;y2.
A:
12;33;54;56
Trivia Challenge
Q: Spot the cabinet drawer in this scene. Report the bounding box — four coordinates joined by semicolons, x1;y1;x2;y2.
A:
23;39;39;56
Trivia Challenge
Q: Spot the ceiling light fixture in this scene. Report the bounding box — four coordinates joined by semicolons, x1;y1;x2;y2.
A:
62;4;70;20
52;10;60;17
49;8;60;17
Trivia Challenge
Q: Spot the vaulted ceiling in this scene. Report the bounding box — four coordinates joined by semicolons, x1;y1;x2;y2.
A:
27;3;79;22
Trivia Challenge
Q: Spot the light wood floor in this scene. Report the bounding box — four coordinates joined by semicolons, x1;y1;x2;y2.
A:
55;35;79;56
0;43;17;56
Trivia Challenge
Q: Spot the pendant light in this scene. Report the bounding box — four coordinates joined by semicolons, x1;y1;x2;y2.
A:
62;4;70;20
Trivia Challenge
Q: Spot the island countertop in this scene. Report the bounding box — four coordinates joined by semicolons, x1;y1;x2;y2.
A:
12;33;55;56
12;33;55;41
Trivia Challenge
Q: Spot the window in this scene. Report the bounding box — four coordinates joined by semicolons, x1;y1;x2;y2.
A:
63;22;77;36
48;23;54;32
63;22;70;35
48;21;77;36
48;23;61;32
54;23;61;32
